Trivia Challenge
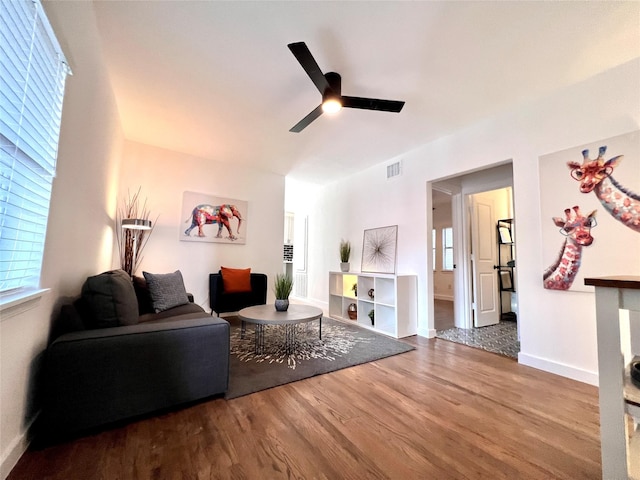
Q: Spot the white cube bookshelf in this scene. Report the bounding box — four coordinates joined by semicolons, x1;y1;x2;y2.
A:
328;271;417;338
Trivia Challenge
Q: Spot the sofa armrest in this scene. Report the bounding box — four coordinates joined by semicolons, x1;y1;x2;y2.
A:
43;315;229;435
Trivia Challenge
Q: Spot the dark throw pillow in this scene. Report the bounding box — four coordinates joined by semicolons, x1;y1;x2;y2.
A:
143;270;190;313
81;269;139;328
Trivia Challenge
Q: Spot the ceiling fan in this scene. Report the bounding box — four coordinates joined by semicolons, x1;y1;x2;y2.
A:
288;42;405;133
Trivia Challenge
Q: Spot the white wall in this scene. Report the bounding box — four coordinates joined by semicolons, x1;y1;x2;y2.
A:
1;2;124;477
295;58;640;385
118;141;286;309
469;188;511;221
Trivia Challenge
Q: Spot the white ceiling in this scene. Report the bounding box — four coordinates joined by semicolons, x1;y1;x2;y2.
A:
73;1;640;184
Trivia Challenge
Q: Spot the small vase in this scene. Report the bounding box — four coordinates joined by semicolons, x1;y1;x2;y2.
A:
275;299;289;312
340;262;350;272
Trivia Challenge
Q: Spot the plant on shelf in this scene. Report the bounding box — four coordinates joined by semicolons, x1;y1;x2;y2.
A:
368;309;375;326
339;239;351;272
273;273;294;311
352;283;357;297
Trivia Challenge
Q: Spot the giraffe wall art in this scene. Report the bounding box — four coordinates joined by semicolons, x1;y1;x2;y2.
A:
567;146;640;232
543;206;597;291
539;130;640;292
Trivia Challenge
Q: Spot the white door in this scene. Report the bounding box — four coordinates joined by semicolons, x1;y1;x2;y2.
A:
470;193;500;327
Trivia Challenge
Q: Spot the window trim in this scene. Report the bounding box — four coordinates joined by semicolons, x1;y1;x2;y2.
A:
0;287;50;320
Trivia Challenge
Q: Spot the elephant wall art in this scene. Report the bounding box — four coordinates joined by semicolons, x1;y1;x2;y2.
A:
180;191;248;244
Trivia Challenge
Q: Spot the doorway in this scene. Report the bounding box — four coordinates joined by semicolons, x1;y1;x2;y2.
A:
432;188;455;331
469;187;512;327
430;164;520;358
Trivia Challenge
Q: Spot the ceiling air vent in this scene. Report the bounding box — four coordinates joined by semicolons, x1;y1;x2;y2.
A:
387;161;401;179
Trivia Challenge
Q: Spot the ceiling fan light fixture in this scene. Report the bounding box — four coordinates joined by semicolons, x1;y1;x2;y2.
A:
322;97;342;114
287;42;404;132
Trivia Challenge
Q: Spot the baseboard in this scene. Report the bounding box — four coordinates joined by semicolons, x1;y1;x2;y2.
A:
417;326;437;338
434;294;453;302
518;352;598;386
1;414;37;480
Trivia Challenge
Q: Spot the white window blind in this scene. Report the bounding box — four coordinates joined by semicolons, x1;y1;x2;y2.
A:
0;0;70;293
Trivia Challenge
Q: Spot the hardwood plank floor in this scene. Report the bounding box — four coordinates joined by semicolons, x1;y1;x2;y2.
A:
9;337;601;479
434;299;455;331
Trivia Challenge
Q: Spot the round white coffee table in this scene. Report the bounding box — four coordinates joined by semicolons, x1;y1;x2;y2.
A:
238;304;323;354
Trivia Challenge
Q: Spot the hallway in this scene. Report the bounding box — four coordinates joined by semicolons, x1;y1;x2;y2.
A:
434;299;519;359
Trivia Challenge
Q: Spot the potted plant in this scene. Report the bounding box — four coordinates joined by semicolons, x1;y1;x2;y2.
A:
273;273;294;311
339;239;351;272
116;188;156;277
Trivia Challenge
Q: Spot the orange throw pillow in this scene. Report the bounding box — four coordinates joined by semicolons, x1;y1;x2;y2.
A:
220;267;252;293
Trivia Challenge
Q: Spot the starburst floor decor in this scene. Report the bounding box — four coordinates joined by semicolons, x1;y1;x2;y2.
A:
225;316;414;399
361;225;398;274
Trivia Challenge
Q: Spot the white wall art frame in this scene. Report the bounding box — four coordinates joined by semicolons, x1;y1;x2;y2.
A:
361;225;398;274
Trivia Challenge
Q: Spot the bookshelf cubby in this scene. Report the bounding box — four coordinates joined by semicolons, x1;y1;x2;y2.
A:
328;271;417;338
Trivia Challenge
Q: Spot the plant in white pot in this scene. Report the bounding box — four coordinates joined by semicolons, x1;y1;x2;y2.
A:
273;273;294;311
339;239;351;272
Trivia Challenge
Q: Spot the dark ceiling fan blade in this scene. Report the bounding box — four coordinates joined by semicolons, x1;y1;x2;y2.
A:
288;42;330;94
290;104;324;133
342;96;405;112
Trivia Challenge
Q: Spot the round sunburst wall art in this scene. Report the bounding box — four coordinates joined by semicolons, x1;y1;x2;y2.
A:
361;225;398;274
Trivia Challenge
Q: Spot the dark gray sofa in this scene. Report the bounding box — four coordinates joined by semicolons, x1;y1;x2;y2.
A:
42;270;229;437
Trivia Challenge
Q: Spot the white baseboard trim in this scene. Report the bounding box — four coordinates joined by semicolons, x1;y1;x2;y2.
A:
417;326;437;338
434;294;454;302
518;352;598;386
1;415;37;480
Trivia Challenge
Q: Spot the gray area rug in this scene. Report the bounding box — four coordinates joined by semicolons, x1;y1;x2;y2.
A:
225;316;414;399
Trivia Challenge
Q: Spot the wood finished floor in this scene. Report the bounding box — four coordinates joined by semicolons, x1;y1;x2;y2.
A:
434;299;455;331
9;336;601;480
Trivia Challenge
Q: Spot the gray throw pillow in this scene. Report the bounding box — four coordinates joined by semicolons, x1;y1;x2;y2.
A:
81;269;139;328
143;270;190;313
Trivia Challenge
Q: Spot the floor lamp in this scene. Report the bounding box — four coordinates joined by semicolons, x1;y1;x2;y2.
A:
121;218;152;277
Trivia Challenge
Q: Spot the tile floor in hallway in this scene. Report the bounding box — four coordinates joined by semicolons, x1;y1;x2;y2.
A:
434;299;520;359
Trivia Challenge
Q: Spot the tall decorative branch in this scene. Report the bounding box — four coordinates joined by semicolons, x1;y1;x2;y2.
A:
115;188;156;277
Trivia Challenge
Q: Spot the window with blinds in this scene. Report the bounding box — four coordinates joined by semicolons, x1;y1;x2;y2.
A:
432;229;436;271
442;227;454;271
0;0;70;293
